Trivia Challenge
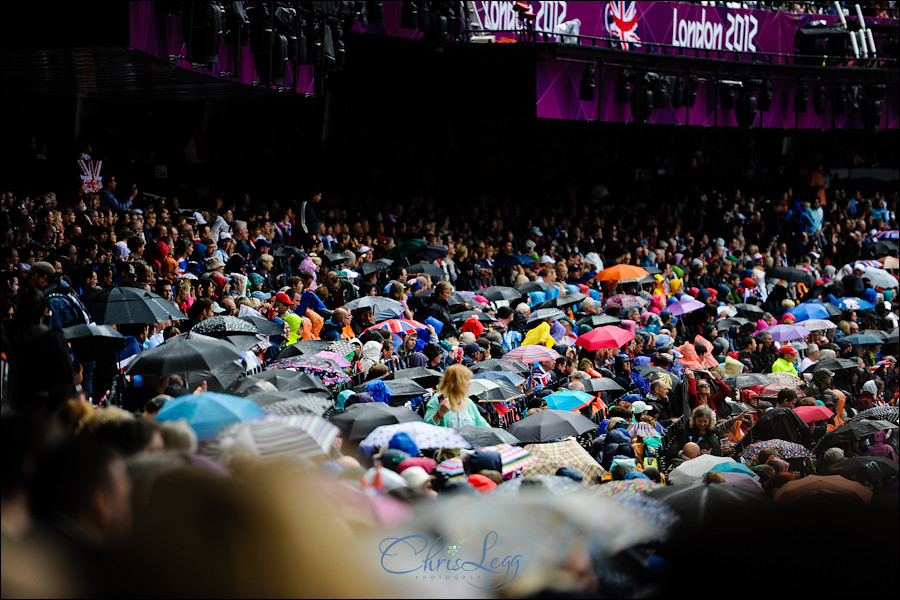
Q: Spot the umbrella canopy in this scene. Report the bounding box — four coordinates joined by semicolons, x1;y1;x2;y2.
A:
823;419;898;444
734;303;765;319
246;391;333;416
757;382;804;399
436;443;537;479
522;439;606;485
667;454;736;486
387;238;427;260
723;373;774;389
478;286;523;302
801;318;837;331
385;367;444;388
314;351;352;368
490;475;583;497
765;371;805;388
453;425;520;447
471;370;527;387
192;316;257;336
233;369;328;395
841;333;883;346
647;481;774;530
155;392;265;441
825;456;899;489
221;333;268;353
717;472;765;494
849;405;899;425
359;258;394;276
596;264;649;283
126;332;244;378
861;267;898;289
364;319;427;335
668;298;705;316
344;296;406;321
275;339;333;359
761;324;811;342
576;314;622;328
516;281;556;294
359;421;471;452
381;379;429;404
740;439;814;462
450;310;497;324
525;308;566;326
412;245;449;262
802;357;859;374
207;413;339;463
774;474;873;504
267;357;351;388
502;345;561;364
603;294;648;309
536;292;587;311
467;379;524;403
87;287;186;325
787;303;831;321
471;358;531;375
579;377;626;395
508;409;597;443
406;262;444;280
766;266;814;285
239;314;284;335
715;317;750;332
330;403;424;441
882;256;900;269
63;324;126;356
863;240;899;258
633;365;680;388
544;390;593;412
594;479;662;496
575;325;635;350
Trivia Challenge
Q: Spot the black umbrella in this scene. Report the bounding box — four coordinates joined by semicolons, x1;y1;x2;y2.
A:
885;329;899;346
240;315;284;336
716;317;750;331
860;329;889;340
633;365;681;387
508;409;597;443
841;333;883;346
535;293;588;311
647;481;774;531
385;367;443;388
325;252;350;266
766;266;814;286
578;378;625;395
526;308;566;326
87;287;187;325
234;369;328;395
411;244;449;262
125;332;243;378
723;373;775;389
330;403;424;441
862;239;898;258
802;357;859;374
359;258;394;276
825;456;899;489
246;391;333;416
479;286;523;302
406;262;444;280
576;314;621;328
63;324;126;356
469;380;524;403
734;303;765;319
451;310;497;324
471;358;531;376
516;281;556;294
821;420;898;448
850;405;899;425
221;333;268;352
275;339;333;359
382;379;429;405
454;425;520;447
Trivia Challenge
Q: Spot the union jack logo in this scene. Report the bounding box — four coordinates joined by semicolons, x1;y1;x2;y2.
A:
79;159;103;193
605;2;641;50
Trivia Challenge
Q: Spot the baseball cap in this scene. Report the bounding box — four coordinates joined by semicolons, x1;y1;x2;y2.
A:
212;302;226;314
779;346;798;355
274;292;295;306
464;342;482;356
631;400;648;414
752;252;764;260
30;261;56;278
219;231;233;240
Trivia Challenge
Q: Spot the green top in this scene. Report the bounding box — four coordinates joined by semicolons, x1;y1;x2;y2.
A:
423;393;491;428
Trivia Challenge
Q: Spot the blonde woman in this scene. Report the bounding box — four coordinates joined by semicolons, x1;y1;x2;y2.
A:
424;364;490;428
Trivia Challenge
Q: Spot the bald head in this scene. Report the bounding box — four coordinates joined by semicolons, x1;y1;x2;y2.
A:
683;442;700;459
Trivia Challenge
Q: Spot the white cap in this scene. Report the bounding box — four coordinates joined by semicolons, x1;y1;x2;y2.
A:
540;255;555;264
219;231;232;240
400;466;431;488
631;400;648;414
359;245;373;254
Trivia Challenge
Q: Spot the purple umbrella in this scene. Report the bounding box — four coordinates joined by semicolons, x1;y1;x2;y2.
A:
314;351;352;368
760;324;811;342
667;298;705;316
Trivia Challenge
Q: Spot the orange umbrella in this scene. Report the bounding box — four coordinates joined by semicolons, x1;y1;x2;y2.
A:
594;264;649;283
774;475;873;505
881;256;899;270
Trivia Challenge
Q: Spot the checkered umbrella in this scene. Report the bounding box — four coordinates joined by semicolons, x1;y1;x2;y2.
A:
523;439;605;485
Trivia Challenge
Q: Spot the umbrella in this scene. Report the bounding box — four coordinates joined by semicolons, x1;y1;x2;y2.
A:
490;475;583;497
192;316;257;336
802;357;859;374
850;406;899;425
841;333;883;346
757;382;804;399
330;403;423;441
873;230;899;240
825;456;899;489
364;319;427;335
794;405;835;423
314;351;352;368
478;286;523;302
882;256;900;269
715;317;749;331
832;297;876;312
716;472;765;493
126;332;244;379
861;267;898;289
603;294;648;309
359;258;394;276
633;365;680;388
411;245;449;262
246;390;333;416
523;439;606;484
267;357;351;388
344;296;406;321
774;475;873;505
595;264;649;283
87;287;187;325
575;325;635;350
544;390;593;412
823;420;898;444
381;379;429;405
761;324;811;342
576;314;621;328
668;298;705;316
863;240;899;258
502;345;561;364
359;421;471;452
470;358;531;375
508;409;597;443
324;252;350;266
766;266;814;285
765;371;804;387
467;379;524;403
436;443;537;479
493;254;538;269
63;324;126;355
787;303;831;321
236;369;329;394
536;292;587;310
453;425;520;447
220;333;268;353
471;370;527;387
740;439;815;462
708;461;759;479
516;281;556;294
647;481;774;531
594;479;662;496
206;413;339;463
734;303;764;319
667;454;736;486
450;310;497;324
579;377;625;395
805;299;842;317
155;391;265;441
525;308;566;325
723;373;774;389
861;329;889;340
385;367;444;388
387;238;427;261
275;339;333;359
406;262;444;280
801;318;837;331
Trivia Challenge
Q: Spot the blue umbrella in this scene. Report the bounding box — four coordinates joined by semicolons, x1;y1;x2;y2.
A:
156;392;265;441
545;390;594;412
831;297;875;311
709;461;758;479
787;303;830;322
494;254;537;269
841;333;883;346
472;371;527;387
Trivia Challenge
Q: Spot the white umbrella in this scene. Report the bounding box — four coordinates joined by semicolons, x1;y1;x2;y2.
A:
668;454;736;486
802;319;837;331
862;267;898;289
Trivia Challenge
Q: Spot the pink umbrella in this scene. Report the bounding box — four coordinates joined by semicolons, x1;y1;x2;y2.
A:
575;325;635;350
793;405;834;424
314;351;352;368
502;345;561;364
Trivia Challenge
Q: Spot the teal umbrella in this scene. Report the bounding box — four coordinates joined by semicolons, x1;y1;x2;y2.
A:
545;390;594;412
155;392;265;441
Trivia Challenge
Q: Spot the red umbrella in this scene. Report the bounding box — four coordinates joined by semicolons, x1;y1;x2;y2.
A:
793;405;834;424
575;325;635;351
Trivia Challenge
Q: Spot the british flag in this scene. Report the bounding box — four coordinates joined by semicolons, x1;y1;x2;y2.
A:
79;159;103;193
605;2;641;50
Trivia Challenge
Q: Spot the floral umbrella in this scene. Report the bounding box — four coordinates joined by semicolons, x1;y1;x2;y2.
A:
740;439;815;462
603;294;648;309
267;356;350;388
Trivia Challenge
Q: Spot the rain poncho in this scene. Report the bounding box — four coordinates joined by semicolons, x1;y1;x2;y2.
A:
522;322;555;348
283;313;303;345
358;340;384;377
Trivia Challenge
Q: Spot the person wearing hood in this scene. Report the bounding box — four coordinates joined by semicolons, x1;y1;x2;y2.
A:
357;340;384;378
865;430;898;461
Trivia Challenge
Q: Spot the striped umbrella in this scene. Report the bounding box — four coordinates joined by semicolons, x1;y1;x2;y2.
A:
595;265;649;283
365;319;427;335
207;413;339;463
502;345;561;364
873;230;898;240
849;260;883;270
667;298;705;316
359;421;472;452
436;443;538;479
